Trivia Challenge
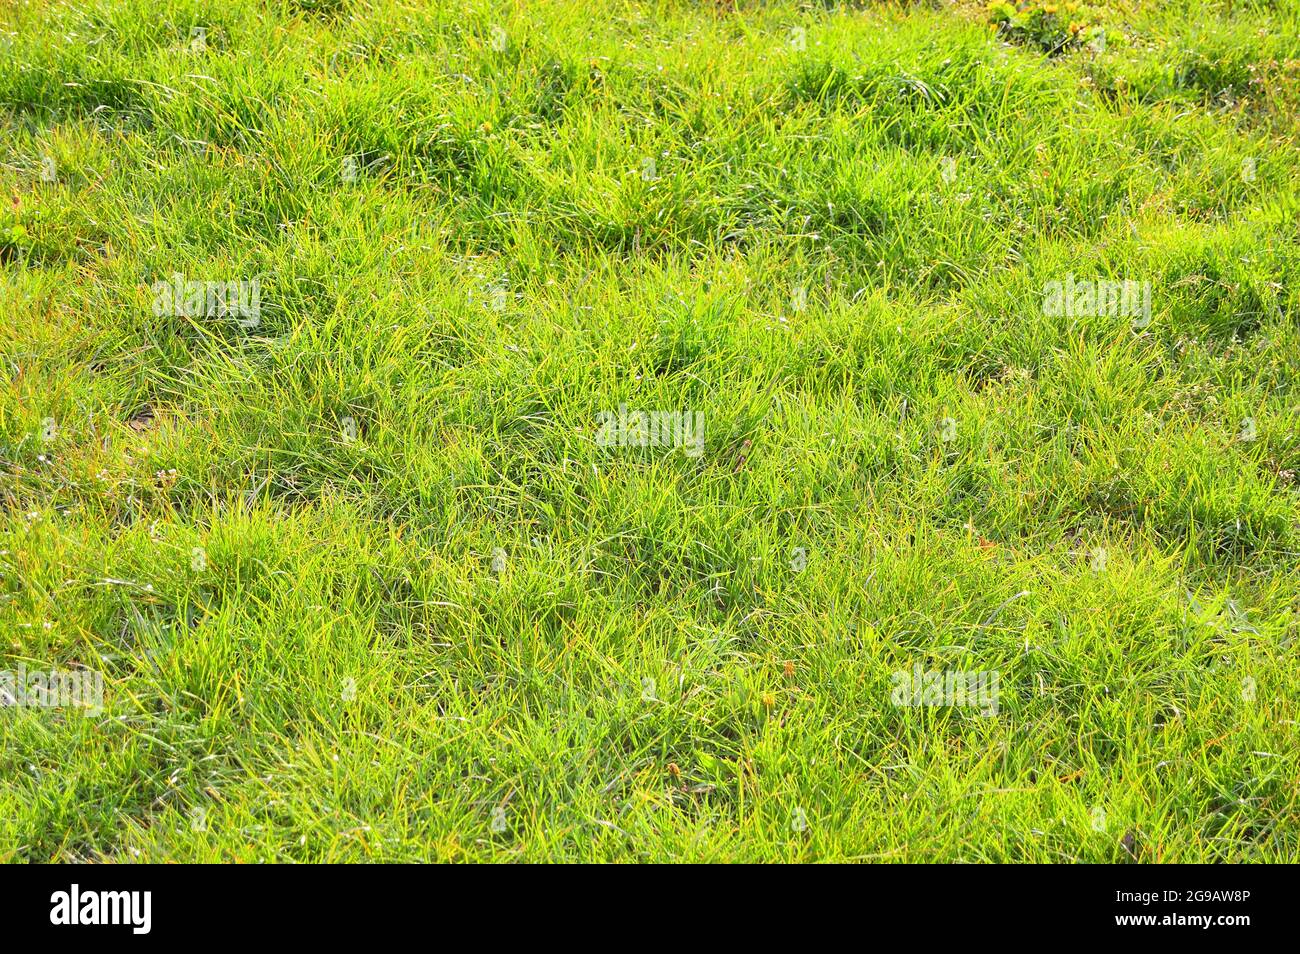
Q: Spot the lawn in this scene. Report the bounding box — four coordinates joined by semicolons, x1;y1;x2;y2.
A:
1;0;1298;862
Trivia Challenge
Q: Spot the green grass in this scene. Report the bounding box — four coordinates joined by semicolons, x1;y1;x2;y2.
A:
2;0;1299;862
